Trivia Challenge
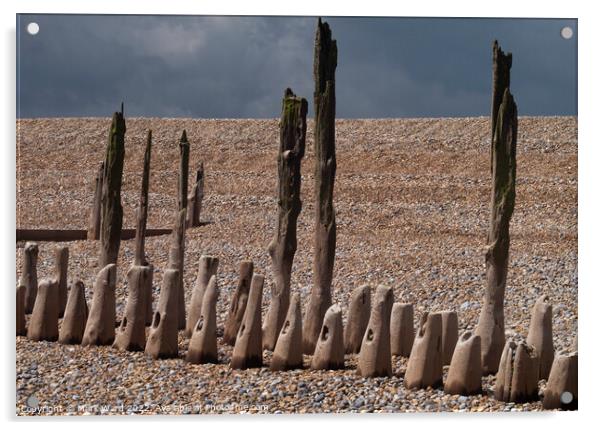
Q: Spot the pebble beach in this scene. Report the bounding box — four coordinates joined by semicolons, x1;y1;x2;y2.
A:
15;116;577;414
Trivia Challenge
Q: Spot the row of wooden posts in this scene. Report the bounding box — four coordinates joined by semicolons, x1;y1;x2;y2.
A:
16;19;576;410
16;244;576;410
75;19;339;359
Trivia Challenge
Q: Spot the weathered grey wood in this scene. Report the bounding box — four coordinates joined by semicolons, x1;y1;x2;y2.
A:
444;331;483;395
231;274;264;369
264;88;307;351
87;161;104;240
310;304;345;370
99;105;126;267
494;339;539;403
224;260;254;346
344;285;371;354
113;265;151;351
358;285;393;377
543;352;578;410
185;255;219;338
304;18;338;354
81;264;117;346
20;242;38;314
53;246;69;317
405;312;443;389
134;130;152;267
185;275;219;364
27;279;59;342
475;42;517;375
490;40;512;155
59;280;88;345
186;164;204;228
270;293;303;371
526;295;554;380
168;130;189;330
145;269;180;359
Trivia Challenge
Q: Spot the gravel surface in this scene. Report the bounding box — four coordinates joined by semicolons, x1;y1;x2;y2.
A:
15;116;577;415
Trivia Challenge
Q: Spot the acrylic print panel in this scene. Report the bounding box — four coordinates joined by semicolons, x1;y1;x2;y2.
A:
15;14;577;415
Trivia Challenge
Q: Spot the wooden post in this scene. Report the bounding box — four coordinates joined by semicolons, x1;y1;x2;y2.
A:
98;104;126;267
263;88;307;351
168;130;189;330
88;161;104;240
303;18;338;354
186;164;204;228
475;42;517;374
134;130;152;266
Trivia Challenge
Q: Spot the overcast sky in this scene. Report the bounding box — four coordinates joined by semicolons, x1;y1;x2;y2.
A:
16;15;577;118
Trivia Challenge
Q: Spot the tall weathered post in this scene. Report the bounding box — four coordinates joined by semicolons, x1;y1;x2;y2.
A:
168;130;189;330
134;130;152;267
88;161;104;240
303;18;338;354
98;104;126;267
475;41;517;375
263;88;308;351
186;164;204;228
125;129;154;336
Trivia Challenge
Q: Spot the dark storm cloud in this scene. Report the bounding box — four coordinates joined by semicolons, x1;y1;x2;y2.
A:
16;15;577;118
